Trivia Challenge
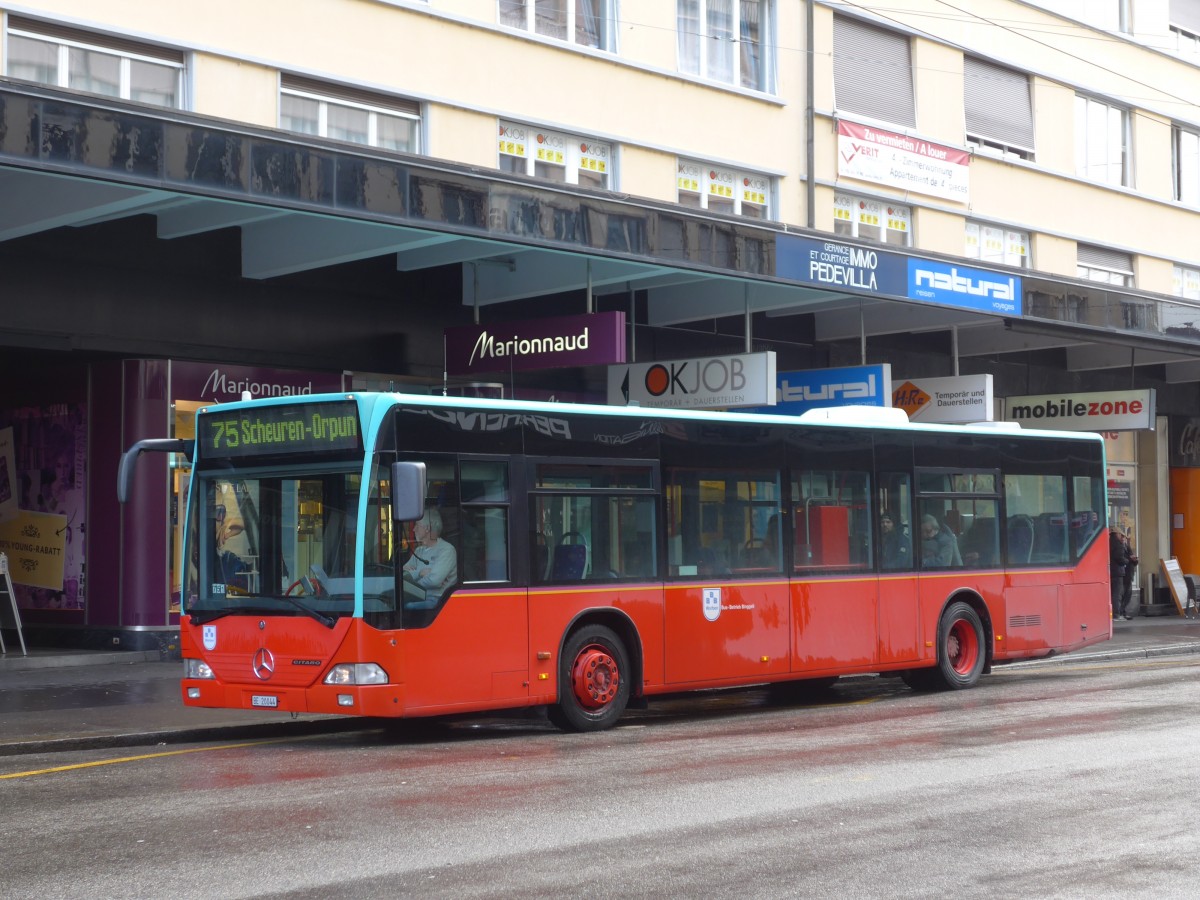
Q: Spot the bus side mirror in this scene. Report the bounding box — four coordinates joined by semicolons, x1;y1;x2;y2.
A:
391;461;427;522
117;438;194;503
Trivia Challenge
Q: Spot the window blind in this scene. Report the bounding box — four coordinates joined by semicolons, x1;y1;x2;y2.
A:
1171;0;1200;34
1078;244;1132;272
281;74;420;117
833;16;914;128
8;15;184;63
964;57;1034;152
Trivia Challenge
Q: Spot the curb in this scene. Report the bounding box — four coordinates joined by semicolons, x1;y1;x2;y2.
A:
0;717;366;758
1003;640;1200;668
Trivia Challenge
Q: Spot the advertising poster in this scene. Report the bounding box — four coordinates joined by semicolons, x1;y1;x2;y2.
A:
0;404;87;611
0;426;16;524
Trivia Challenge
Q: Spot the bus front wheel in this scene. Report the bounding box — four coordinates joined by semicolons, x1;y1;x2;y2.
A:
549;624;630;732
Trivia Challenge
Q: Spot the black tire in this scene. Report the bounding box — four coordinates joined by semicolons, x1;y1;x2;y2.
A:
547;624;630;732
902;601;987;691
767;676;839;705
932;600;986;690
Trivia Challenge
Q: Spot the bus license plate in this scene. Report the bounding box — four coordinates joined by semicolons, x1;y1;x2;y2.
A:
251;695;278;708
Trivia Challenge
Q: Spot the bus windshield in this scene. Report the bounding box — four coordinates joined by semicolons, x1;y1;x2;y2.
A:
185;464;373;624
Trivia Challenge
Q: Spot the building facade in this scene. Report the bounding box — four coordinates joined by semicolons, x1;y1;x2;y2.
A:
3;0;1200;647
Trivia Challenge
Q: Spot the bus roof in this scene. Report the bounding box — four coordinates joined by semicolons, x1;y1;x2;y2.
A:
203;390;1105;445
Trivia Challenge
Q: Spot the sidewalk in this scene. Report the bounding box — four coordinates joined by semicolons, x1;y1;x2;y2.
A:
4;615;1200;756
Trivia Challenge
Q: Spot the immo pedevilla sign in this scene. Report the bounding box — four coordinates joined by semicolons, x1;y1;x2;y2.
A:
444;312;626;376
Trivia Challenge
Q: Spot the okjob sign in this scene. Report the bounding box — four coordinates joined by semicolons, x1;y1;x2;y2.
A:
741;364;891;416
1003;389;1155;431
446;311;625;376
607;351;776;410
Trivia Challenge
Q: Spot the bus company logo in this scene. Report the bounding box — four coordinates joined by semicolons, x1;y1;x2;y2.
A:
202;624;217;651
703;588;722;622
892;381;930;416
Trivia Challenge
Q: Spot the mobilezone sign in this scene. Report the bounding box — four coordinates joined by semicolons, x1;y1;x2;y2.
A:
776;235;1023;316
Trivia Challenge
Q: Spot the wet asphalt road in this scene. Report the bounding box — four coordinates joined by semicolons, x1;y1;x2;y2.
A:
4;655;1200;899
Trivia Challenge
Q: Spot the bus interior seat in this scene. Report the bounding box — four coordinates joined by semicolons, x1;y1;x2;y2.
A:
962;517;998;567
552;539;588;581
1031;513;1068;563
1007;515;1034;563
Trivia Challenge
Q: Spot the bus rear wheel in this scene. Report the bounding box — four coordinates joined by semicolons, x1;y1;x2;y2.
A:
934;600;985;689
549;624;630;733
901;601;986;691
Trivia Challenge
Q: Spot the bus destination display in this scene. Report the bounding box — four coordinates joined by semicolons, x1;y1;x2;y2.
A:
199;400;361;459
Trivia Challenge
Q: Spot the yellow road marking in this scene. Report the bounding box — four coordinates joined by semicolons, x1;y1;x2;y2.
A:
0;737;292;780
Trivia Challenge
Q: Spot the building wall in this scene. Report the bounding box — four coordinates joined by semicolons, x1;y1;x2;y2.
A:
4;0;1200;292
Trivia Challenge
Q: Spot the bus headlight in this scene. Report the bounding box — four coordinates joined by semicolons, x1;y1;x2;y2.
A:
184;658;215;679
323;663;388;685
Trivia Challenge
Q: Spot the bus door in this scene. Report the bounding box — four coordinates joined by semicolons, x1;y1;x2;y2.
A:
392;456;531;711
878;471;920;665
662;468;789;684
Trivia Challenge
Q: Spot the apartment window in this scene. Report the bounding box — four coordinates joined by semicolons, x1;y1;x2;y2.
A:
1174;264;1200;301
964;58;1033;161
965;222;1028;268
1077;245;1133;287
677;160;771;219
499;1;616;50
677;0;773;92
498;121;611;189
834;193;910;246
1075;95;1128;186
280;75;420;153
1175;125;1200;204
833;16;914;129
5;16;183;108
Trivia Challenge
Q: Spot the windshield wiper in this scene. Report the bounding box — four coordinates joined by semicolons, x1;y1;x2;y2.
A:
187;598;336;629
188;607;238;625
274;593;337;629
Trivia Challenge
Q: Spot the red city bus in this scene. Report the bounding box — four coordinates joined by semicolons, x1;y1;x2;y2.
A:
118;392;1111;732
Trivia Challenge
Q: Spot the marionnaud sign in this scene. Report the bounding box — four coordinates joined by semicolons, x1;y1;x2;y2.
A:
1004;389;1155;432
172;361;344;402
775;235;1024;316
893;374;993;424
445;311;625;376
742;364;891;416
607;351;776;410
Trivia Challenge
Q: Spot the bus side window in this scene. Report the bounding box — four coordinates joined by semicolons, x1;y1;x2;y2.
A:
460;460;510;582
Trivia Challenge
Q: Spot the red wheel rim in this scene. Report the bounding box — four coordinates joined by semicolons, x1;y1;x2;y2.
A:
570;643;620;710
946;619;980;675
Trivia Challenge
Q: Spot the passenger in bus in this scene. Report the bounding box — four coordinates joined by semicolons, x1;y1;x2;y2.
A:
920;514;960;568
402;508;458;602
880;512;911;569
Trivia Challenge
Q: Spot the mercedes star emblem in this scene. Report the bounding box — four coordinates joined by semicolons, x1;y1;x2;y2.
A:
252;647;276;681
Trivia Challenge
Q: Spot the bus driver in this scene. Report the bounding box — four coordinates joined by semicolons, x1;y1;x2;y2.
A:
402;508;457;603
